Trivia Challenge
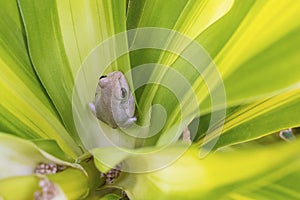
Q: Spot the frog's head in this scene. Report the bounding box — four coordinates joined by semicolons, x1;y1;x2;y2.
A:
93;71;136;128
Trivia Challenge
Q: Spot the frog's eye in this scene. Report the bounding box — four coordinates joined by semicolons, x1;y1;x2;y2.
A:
99;75;107;79
121;87;127;98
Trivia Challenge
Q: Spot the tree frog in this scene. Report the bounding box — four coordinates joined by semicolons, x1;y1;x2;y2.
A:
89;71;136;129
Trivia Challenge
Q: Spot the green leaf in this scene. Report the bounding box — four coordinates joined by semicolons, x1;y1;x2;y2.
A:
93;147;130;173
0;133;51;179
48;168;90;200
195;0;300;108
128;0;234;37
196;0;255;58
128;0;233;112
0;133;83;179
229;170;300;200
0;133;90;199
0;0;23;31
126;0;234;146
144;0;300;147
0;169;90;200
32;139;74;162
213;88;300;148
99;193;120;200
116;141;300;199
0;0;58;127
0;0;81;158
181;1;300;111
0;175;40;200
160;0;300;155
17;0;130;147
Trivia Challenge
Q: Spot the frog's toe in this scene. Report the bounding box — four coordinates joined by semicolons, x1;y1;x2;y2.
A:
128;117;137;124
89;102;96;115
118;117;137;128
131;117;137;122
